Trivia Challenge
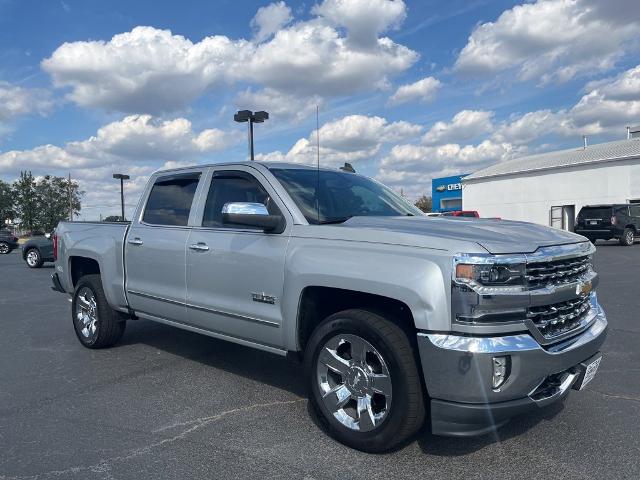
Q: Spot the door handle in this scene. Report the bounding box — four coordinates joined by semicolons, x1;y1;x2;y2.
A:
128;238;143;246
189;243;209;252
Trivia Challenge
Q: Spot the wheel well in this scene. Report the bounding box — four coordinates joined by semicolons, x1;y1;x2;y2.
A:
296;286;415;352
70;257;100;287
625;224;637;232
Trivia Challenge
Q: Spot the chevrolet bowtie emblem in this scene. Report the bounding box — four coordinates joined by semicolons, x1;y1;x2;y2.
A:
576;280;593;297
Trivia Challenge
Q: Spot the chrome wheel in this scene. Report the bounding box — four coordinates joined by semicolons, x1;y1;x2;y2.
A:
26;250;39;267
626;231;634;244
0;242;9;254
316;334;392;432
75;287;99;340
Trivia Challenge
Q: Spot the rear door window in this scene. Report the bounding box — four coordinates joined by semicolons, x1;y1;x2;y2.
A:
142;174;201;226
579;207;612;220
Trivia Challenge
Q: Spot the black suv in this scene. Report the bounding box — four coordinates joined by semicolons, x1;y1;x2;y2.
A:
0;229;19;254
575;204;640;246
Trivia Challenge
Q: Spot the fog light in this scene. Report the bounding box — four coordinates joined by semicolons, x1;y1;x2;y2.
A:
492;356;510;389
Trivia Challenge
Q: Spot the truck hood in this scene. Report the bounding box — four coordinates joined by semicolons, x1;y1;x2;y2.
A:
334;216;586;254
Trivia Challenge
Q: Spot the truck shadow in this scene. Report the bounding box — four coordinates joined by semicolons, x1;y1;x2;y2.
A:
119;319;307;397
119;319;566;457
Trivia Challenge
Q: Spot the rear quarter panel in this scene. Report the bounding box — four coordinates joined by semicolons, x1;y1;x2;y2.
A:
56;222;129;311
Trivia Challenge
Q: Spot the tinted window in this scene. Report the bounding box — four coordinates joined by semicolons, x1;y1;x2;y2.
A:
270;168;421;224
202;172;278;228
578;207;612;219
142;174;200;226
630;205;640;217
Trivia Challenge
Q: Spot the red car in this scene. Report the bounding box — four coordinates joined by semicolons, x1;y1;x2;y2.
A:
440;210;480;218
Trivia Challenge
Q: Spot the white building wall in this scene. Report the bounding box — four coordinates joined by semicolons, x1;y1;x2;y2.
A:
462;159;640;227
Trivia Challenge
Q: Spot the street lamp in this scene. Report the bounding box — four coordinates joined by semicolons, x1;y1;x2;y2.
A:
112;173;130;221
234;110;269;161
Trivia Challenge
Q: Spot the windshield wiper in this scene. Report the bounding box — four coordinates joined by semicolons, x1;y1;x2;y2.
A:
317;215;353;225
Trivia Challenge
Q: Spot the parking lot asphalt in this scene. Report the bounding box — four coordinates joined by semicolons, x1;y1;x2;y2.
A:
1;241;639;480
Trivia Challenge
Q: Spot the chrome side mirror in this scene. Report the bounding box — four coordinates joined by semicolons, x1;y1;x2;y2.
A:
221;202;269;216
44;233;51;239
221;202;284;233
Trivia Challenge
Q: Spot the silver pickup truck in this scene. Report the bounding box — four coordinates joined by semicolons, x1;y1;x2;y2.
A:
52;162;607;452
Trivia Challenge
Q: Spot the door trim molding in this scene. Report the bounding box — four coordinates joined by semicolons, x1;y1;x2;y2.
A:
127;289;280;328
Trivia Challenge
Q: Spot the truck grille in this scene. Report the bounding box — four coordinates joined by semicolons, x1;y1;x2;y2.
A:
526;255;590;288
527;296;591;340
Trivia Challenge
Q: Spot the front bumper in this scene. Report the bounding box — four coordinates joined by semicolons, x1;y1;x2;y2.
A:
418;310;607;436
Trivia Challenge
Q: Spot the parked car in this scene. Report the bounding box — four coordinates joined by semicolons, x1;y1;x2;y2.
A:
0;229;19;254
440;210;480;218
52;162;607;452
22;233;55;268
575;204;640;246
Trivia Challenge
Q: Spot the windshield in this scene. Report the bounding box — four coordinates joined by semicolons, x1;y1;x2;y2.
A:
270;168;423;224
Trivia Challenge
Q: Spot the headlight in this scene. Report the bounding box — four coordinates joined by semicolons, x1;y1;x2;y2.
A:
451;253;527;325
455;263;525;287
453;254;526;291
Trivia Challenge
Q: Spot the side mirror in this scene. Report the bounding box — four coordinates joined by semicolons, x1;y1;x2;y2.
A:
221;202;284;233
44;233;51;239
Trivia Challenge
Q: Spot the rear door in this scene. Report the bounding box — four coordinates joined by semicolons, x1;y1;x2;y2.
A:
185;166;291;348
125;171;204;321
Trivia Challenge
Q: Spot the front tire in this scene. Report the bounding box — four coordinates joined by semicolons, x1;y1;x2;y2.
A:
304;309;425;452
72;274;127;348
620;228;634;246
0;242;10;254
25;248;43;268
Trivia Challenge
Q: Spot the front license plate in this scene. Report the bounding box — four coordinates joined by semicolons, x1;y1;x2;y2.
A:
579;356;601;390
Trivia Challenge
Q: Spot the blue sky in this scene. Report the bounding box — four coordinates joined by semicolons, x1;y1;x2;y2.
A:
1;0;639;218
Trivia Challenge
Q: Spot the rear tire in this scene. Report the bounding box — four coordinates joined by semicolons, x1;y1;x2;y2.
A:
619;228;634;246
0;242;10;254
304;309;425;453
72;274;127;348
25;248;43;268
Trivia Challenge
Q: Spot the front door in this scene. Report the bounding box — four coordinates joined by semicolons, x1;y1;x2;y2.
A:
125;171;202;321
185;168;290;348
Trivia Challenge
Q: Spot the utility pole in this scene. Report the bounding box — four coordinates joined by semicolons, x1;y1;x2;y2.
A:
68;173;73;221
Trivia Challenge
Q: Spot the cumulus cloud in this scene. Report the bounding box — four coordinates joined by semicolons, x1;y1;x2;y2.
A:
251;1;293;42
0;82;53;121
312;0;407;49
454;0;640;84
0;114;237;175
422;110;494;145
235;88;321;122
388;76;441;105
256;114;422;165
495;64;640;143
42;1;417;114
376;140;519;198
0;115;239;219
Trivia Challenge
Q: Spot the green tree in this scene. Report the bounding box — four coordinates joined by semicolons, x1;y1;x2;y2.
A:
35;175;83;231
0;179;14;225
414;195;432;213
12;171;38;231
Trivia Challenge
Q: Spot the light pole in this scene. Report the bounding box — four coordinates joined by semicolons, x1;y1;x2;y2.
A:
234;110;269;161
112;173;130;221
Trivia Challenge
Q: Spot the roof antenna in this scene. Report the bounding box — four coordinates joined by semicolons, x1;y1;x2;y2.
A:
316;104;321;224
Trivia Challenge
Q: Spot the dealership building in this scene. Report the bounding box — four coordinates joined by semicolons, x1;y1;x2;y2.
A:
431;174;469;212
460;134;640;231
